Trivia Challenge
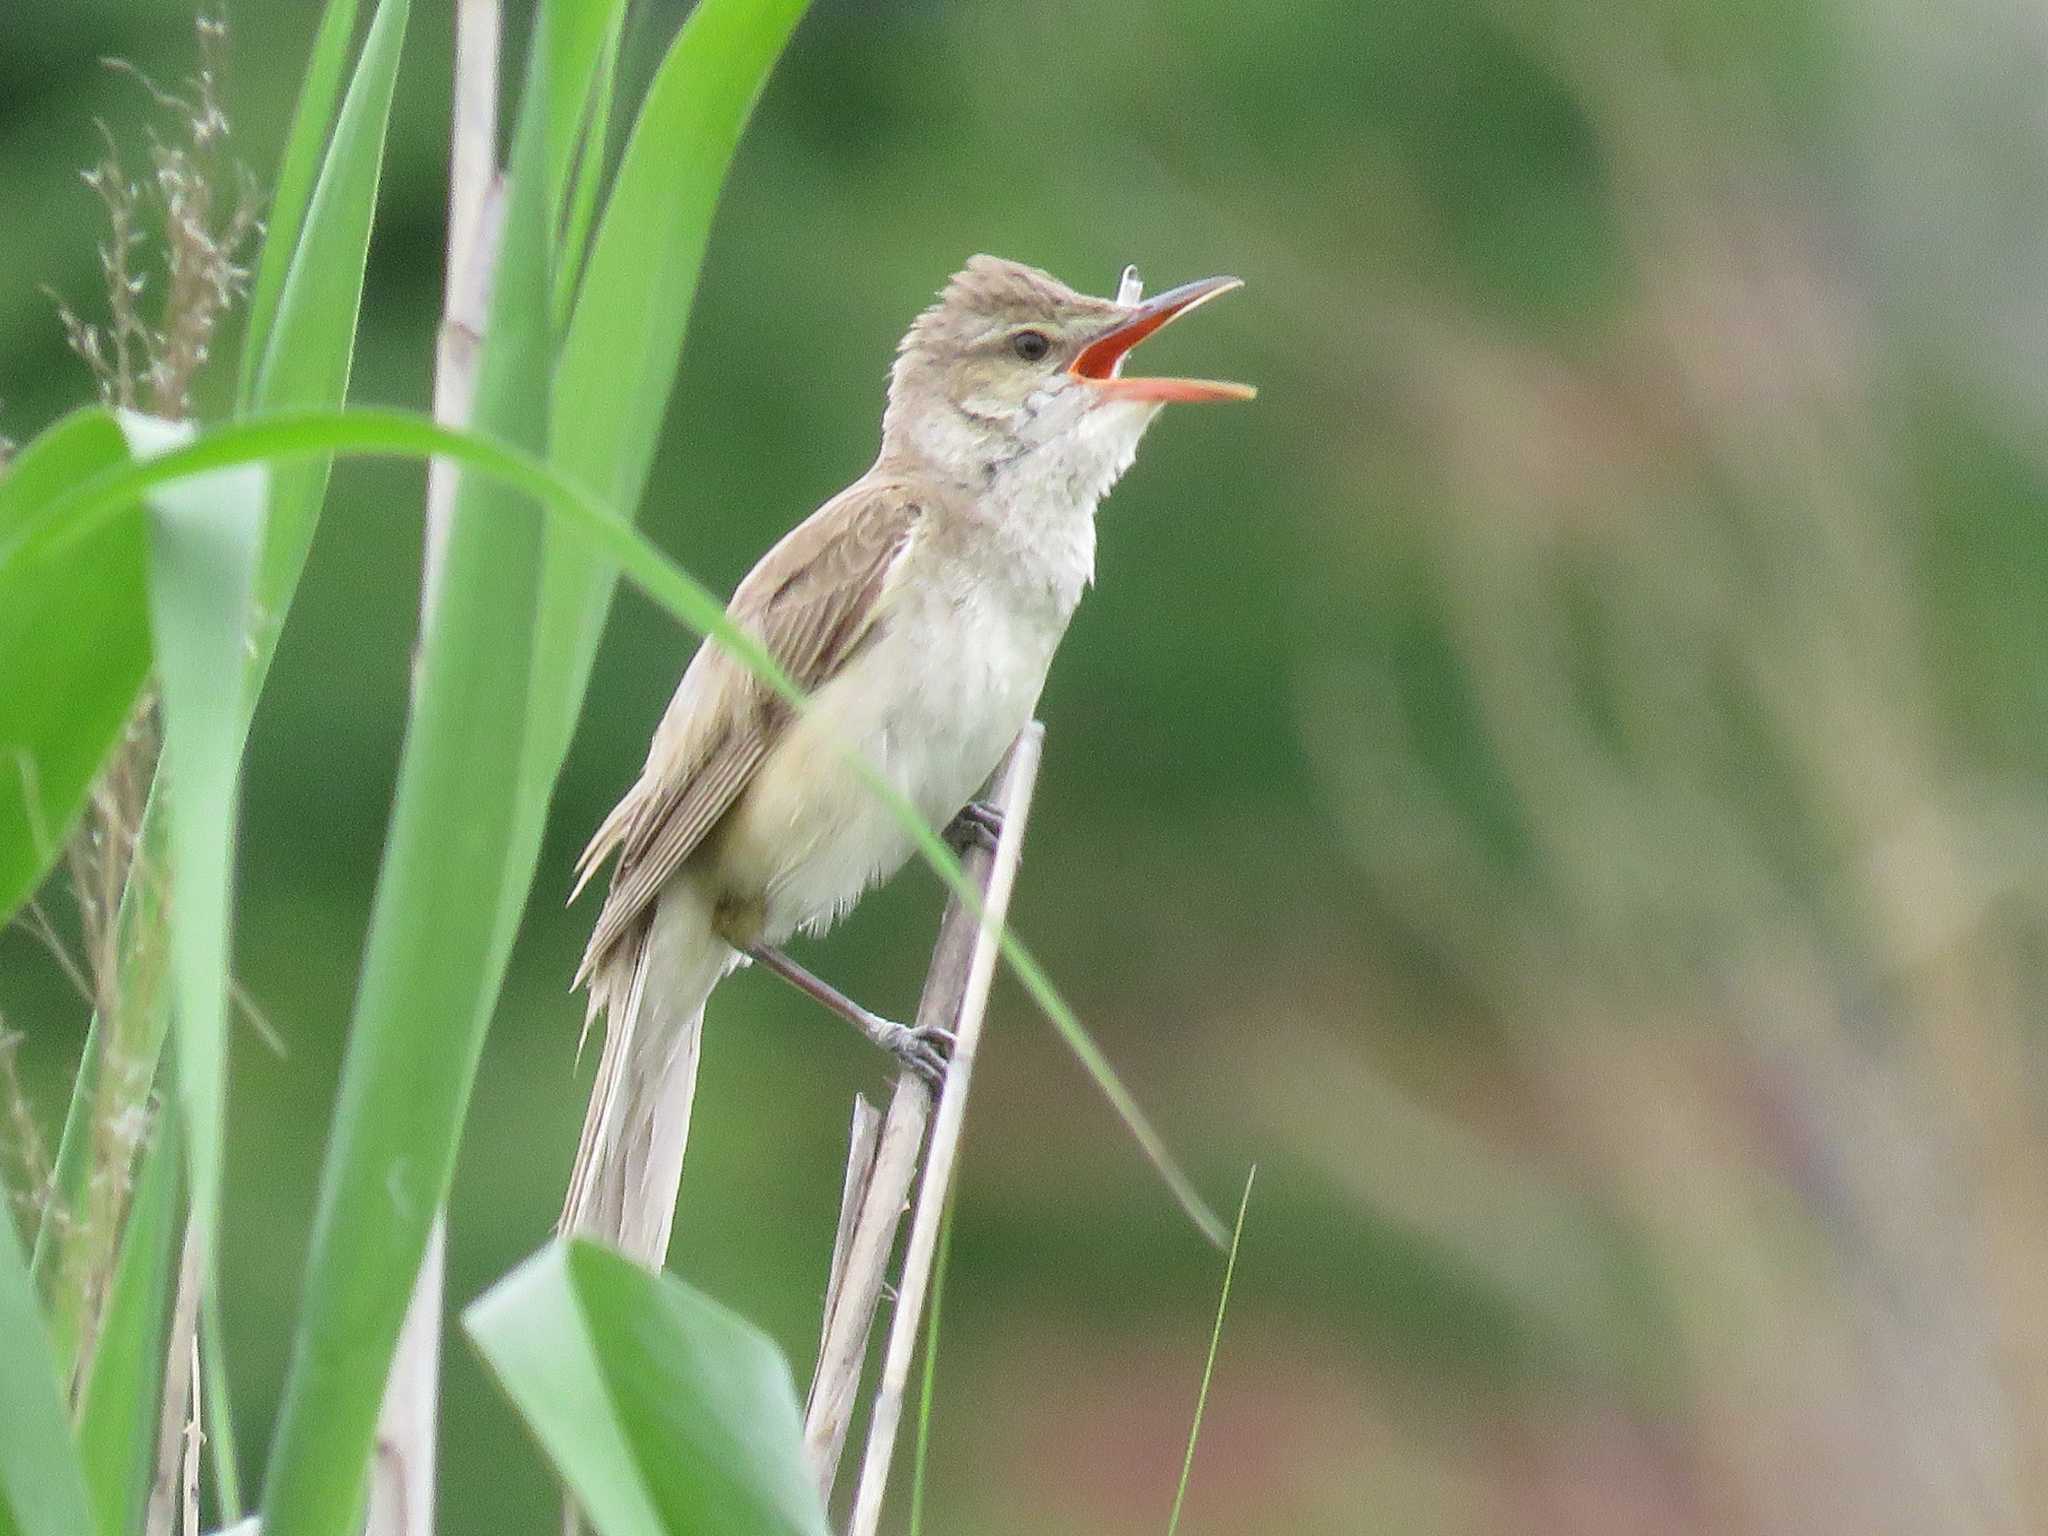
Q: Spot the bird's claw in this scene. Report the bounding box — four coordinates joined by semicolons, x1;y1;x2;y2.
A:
945;800;1006;857
879;1018;954;1089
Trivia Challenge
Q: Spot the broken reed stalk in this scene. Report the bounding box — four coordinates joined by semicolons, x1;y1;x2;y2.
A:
805;1077;927;1491
368;6;502;1534
370;1219;446;1536
180;1330;203;1536
810;1093;883;1423
144;1221;203;1536
800;735;1033;1486
846;725;1043;1532
803;725;1044;1512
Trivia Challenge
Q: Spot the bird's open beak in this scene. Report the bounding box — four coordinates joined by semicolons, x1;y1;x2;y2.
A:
1069;276;1257;403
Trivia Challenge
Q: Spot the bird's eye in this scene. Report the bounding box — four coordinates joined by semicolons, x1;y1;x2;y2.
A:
1010;329;1052;363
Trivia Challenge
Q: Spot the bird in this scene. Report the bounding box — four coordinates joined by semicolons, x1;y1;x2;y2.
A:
559;254;1253;1263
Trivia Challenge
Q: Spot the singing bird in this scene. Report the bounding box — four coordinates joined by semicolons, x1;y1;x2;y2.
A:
561;255;1253;1260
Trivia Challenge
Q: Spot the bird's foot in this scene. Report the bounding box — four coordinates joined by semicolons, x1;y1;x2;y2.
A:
945;800;1006;857
873;1016;954;1089
747;944;951;1088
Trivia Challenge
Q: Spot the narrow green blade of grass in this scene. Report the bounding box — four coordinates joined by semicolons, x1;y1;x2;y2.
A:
1166;1166;1255;1536
551;3;628;325
242;0;410;686
0;406;146;928
989;939;1225;1247
466;1240;829;1536
75;1104;182;1536
0;1177;96;1536
255;26;559;1534
532;0;813;782
236;0;365;407
124;414;267;1311
552;0;811;510
540;0;630;249
200;1285;246;1520
11;404;1227;1248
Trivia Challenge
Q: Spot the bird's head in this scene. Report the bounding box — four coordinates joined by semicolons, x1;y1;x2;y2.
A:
883;255;1253;491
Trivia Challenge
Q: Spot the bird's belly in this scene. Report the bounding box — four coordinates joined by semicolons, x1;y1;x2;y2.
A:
716;599;1057;943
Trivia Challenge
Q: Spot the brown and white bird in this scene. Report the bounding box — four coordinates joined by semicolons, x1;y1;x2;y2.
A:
560;254;1252;1262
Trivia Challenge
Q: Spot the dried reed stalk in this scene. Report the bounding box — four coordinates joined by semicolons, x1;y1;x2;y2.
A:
801;725;1043;1515
144;1221;202;1536
809;1093;882;1423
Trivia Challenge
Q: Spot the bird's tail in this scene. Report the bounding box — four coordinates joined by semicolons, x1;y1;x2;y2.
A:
559;871;737;1263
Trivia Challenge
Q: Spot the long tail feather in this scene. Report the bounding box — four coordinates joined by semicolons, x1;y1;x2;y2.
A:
559;872;735;1264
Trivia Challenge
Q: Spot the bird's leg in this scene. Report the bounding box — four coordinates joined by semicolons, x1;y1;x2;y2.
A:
944;800;1006;856
745;945;952;1087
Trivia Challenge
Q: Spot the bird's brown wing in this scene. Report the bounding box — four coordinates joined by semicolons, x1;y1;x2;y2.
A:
573;478;921;981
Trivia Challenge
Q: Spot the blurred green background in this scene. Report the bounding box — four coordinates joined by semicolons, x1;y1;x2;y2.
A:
10;0;2048;1531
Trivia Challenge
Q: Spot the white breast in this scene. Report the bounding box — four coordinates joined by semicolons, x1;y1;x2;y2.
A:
723;518;1083;943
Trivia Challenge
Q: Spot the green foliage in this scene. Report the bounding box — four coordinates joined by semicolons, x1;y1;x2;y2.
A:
551;4;628;324
235;0;364;409
239;0;410;682
256;17;559;1525
537;0;631;256
0;407;146;928
0;1189;94;1536
24;0;408;1407
467;1241;828;1536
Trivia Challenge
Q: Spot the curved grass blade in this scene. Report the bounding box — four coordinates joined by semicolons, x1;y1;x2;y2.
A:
1166;1166;1255;1536
0;1176;96;1536
551;0;809;514
242;0;410;684
236;0;364;407
201;1275;246;1521
551;4;628;325
540;0;630;264
10;405;1228;1248
466;1240;829;1536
